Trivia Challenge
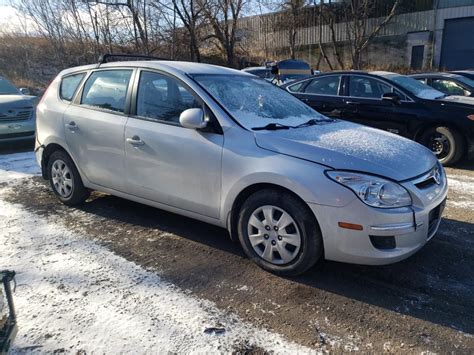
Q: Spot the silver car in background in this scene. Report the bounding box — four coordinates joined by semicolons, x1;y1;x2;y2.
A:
0;76;36;143
35;59;447;276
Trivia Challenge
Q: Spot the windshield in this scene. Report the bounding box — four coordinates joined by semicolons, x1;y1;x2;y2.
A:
193;74;325;129
376;73;445;100
456;75;474;88
0;78;19;95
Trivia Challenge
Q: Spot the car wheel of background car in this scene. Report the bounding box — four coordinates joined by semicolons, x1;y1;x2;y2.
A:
47;150;89;205
419;126;464;166
237;189;323;276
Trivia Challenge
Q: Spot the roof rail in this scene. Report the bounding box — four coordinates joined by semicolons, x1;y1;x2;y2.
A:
97;53;168;67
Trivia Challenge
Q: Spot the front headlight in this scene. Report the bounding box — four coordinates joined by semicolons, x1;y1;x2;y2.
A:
326;171;412;208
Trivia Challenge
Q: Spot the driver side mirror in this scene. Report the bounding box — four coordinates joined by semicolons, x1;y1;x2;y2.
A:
382;92;401;105
179;108;207;129
19;88;30;95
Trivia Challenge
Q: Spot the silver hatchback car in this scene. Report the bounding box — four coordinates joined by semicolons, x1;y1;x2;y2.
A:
35;58;447;275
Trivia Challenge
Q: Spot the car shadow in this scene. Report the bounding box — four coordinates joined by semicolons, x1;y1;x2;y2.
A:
71;191;474;335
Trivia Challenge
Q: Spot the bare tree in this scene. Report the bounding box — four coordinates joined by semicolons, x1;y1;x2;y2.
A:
170;0;207;62
344;0;401;69
199;0;247;67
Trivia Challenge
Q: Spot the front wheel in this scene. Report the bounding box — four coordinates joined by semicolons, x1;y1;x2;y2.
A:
419;126;464;166
47;150;89;206
237;189;323;276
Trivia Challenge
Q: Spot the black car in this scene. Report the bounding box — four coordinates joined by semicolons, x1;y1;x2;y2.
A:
283;71;474;165
451;70;474;81
410;72;474;97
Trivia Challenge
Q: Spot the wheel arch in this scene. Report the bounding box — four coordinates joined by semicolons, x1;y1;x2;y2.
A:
41;141;85;182
413;122;467;157
226;182;319;243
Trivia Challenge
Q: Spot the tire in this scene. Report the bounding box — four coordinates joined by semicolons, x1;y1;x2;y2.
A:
418;126;464;166
47;150;89;206
237;189;323;276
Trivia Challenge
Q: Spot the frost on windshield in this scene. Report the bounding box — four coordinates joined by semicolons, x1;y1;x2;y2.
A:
194;75;325;129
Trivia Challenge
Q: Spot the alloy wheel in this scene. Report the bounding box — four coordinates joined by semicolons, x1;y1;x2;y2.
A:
51;159;74;198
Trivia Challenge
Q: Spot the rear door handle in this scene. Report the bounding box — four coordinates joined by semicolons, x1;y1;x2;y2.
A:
65;121;79;131
126;135;145;146
345;101;360;106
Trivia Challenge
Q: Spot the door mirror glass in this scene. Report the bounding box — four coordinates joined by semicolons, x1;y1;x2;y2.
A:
19;87;30;95
382;92;401;105
179;108;207;129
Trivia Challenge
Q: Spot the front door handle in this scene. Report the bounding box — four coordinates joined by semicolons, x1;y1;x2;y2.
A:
65;121;79;131
126;135;145;146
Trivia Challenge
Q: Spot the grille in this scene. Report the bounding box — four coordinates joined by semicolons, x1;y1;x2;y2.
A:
0;109;33;121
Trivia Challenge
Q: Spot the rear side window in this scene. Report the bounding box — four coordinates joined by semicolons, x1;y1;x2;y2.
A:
81;70;133;112
60;73;86;101
304;76;341;96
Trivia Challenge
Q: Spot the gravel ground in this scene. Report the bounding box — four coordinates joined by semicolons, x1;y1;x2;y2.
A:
1;148;473;353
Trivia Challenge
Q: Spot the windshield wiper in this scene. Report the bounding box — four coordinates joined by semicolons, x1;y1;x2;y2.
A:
252;123;291;131
252;118;335;131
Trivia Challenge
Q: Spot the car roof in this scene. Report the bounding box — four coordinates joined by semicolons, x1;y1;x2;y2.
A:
410;72;464;79
242;66;268;71
59;60;250;78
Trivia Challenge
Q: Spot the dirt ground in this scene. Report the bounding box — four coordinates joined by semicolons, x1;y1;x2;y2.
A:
1;147;474;353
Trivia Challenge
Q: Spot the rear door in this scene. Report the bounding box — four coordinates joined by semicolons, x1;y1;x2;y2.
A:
64;69;134;191
287;75;344;118
123;70;224;218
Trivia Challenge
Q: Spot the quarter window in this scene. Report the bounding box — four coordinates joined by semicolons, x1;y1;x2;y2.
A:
60;73;86;101
81;70;133;113
136;71;201;124
304;76;341;96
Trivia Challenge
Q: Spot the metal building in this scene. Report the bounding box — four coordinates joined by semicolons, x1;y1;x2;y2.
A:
239;0;474;70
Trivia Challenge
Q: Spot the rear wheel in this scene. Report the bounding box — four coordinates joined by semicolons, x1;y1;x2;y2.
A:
237;189;323;276
47;150;89;205
419;126;464;166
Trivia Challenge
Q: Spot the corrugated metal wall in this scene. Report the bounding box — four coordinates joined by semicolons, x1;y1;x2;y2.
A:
239;10;435;50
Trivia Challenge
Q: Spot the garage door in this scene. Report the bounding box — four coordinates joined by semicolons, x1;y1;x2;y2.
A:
440;17;474;70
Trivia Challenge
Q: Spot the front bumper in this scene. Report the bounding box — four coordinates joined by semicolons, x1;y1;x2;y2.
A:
310;168;448;265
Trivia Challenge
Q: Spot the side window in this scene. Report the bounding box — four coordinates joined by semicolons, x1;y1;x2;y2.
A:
432;79;468;96
60;73;86;101
416;78;428;85
136;71;201;124
349;76;391;99
81;70;133;113
304;76;341;96
287;81;305;93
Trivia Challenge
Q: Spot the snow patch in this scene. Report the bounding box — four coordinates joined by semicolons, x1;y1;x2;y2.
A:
0;199;314;354
0;152;41;183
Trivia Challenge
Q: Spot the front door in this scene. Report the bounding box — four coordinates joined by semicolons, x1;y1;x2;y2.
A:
64;69;133;191
124;70;223;218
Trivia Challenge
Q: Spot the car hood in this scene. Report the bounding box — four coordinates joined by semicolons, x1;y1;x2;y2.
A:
254;120;437;181
0;95;35;109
